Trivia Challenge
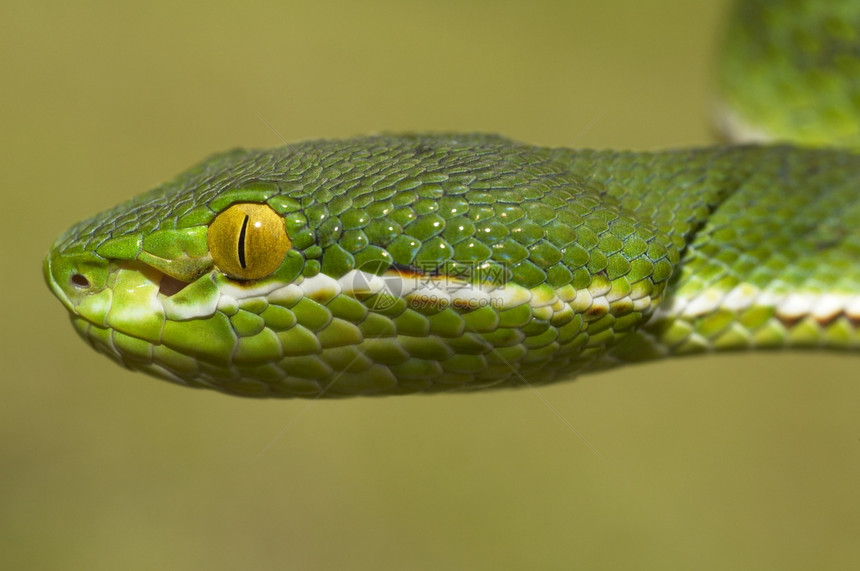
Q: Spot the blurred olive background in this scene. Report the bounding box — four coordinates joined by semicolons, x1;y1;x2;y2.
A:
3;0;860;569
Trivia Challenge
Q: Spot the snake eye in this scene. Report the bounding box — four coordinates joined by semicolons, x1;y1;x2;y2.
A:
208;203;290;280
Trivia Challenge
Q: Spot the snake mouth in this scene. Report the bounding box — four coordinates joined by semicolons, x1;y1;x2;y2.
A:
45;245;221;343
157;273;192;297
65;265;191;298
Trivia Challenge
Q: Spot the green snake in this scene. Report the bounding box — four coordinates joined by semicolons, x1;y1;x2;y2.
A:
44;0;860;398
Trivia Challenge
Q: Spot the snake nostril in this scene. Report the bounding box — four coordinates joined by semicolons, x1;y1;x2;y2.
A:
70;274;90;288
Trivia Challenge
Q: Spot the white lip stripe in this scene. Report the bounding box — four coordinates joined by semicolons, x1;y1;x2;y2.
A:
218;277;286;300
655;285;860;323
713;102;774;144
151;268;665;326
334;269;530;308
217;269;542;312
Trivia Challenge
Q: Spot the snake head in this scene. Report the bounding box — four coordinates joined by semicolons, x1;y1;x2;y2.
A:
45;135;674;398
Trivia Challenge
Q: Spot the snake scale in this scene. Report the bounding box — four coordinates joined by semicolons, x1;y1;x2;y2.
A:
44;0;860;398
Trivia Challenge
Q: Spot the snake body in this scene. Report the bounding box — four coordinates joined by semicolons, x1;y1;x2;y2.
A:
716;0;860;147
44;135;860;397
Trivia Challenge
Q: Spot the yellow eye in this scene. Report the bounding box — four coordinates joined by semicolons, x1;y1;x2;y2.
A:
207;203;290;280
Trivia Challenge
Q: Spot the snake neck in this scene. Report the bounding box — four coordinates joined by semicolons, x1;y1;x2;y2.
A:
555;145;860;367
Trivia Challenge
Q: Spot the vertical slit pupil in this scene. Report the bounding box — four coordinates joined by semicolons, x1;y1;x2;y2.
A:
238;214;249;269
